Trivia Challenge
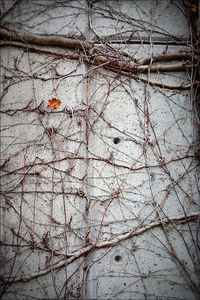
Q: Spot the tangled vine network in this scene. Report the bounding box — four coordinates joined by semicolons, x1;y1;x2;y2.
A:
0;0;200;299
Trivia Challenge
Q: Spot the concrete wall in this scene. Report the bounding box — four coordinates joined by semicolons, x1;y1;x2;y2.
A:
0;1;199;299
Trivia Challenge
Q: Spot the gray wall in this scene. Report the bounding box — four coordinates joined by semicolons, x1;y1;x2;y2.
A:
0;1;199;299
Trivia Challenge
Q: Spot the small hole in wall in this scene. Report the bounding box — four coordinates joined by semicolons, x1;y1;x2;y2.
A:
113;137;120;144
115;255;122;262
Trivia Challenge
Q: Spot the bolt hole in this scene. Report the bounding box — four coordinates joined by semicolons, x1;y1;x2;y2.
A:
115;255;122;262
113;137;120;144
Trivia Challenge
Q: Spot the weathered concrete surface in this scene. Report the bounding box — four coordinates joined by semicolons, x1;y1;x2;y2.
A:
0;1;199;299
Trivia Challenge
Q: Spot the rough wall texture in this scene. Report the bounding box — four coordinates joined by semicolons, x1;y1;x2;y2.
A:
0;1;200;299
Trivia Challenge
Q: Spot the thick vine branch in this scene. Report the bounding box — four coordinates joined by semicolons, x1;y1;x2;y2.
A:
0;28;92;50
1;212;199;284
0;27;198;87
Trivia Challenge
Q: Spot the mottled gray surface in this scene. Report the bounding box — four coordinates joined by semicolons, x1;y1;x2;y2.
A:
0;1;199;299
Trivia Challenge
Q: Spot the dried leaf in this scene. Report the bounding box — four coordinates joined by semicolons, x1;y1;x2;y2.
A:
191;4;197;12
47;97;61;109
189;3;198;12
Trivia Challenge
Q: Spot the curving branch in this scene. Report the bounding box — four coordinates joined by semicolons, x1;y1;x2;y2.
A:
1;211;199;284
0;28;92;50
0;27;198;90
138;53;199;65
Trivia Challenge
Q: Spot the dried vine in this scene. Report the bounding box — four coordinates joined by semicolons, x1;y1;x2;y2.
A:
0;0;200;299
0;27;199;89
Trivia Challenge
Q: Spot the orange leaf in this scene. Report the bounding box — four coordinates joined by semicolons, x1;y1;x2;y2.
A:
191;4;197;12
189;2;198;12
47;97;61;109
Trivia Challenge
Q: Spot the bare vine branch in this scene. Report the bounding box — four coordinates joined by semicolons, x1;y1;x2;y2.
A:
1;212;199;284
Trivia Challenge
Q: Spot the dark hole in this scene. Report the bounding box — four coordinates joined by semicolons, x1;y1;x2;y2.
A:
113;137;120;144
115;255;122;262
